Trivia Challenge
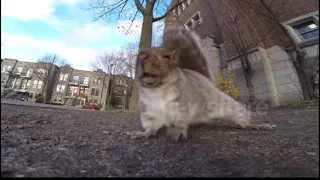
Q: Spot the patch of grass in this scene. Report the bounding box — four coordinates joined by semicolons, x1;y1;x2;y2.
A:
101;108;133;114
279;99;319;108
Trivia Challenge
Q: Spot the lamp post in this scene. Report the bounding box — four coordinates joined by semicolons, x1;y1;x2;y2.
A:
101;64;114;111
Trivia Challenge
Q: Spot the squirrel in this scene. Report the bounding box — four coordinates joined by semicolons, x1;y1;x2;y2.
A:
129;27;276;141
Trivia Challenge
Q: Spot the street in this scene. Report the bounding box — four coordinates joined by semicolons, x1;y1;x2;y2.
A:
1;102;319;177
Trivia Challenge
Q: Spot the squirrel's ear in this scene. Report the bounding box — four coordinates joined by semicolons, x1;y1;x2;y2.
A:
170;49;180;64
163;50;178;60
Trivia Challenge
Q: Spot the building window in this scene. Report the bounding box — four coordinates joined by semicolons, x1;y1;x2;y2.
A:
72;76;79;83
293;20;319;40
2;65;7;72
32;80;43;89
26;80;31;87
90;88;100;96
37;81;43;89
38;69;46;74
2;65;12;72
69;86;78;96
21;79;28;89
56;85;61;92
26;69;33;77
83;77;89;85
59;73;68;81
32;80;38;89
184;12;202;31
53;96;63;103
61;85;65;92
79;87;89;97
93;77;102;85
182;1;187;10
16;67;23;73
56;85;65;92
178;5;182;16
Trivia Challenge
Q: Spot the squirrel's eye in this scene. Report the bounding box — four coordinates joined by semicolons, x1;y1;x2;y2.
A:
163;55;170;59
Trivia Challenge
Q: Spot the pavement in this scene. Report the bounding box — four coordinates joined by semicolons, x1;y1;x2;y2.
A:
0;99;84;111
1;101;319;177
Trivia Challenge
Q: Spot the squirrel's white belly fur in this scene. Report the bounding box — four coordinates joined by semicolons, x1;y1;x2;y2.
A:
138;68;251;135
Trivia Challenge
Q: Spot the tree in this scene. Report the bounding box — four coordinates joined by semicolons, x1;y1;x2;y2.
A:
120;42;139;78
245;0;315;100
208;0;258;103
27;53;67;104
93;51;127;75
86;0;185;111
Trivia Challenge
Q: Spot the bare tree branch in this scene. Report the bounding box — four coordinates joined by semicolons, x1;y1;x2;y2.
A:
134;0;146;15
26;53;67;103
153;0;184;22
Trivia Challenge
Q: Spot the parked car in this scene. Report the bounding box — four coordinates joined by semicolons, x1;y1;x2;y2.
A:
6;91;30;102
82;104;100;110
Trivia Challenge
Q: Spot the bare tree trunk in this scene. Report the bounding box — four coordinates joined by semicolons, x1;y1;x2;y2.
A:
240;55;256;102
42;82;47;103
129;14;153;112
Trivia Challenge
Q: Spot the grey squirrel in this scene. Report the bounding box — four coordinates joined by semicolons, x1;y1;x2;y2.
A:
129;27;276;141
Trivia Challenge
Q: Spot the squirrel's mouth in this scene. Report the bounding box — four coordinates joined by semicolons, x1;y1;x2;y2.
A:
140;72;160;88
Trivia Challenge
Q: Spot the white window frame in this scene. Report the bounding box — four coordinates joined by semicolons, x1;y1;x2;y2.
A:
58;96;63;103
184;11;203;31
38;69;46;74
282;11;319;44
56;84;61;92
16;67;23;74
61;85;66;92
37;81;43;89
178;5;182;16
32;80;38;89
60;73;69;81
26;80;31;87
26;69;33;77
2;65;7;72
182;1;186;10
73;76;79;82
83;77;89;85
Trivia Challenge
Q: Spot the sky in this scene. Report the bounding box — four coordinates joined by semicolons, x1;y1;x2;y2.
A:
1;0;167;71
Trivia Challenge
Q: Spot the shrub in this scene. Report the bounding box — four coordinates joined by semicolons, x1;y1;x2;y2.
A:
217;72;241;101
97;103;103;110
35;93;44;103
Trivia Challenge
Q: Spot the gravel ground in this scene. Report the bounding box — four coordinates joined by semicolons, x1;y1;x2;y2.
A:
1;103;319;177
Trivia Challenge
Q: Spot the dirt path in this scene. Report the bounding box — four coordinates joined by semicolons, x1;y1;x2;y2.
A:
1;103;319;177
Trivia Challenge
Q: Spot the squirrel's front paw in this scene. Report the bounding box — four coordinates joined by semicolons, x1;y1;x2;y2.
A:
128;130;152;139
166;127;188;142
256;123;277;131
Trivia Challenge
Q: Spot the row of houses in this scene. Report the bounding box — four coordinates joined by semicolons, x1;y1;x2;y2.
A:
165;0;319;106
1;58;133;109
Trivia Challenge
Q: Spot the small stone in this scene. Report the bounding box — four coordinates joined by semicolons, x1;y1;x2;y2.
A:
16;125;25;129
80;170;86;173
306;152;317;156
103;131;110;135
15;174;25;177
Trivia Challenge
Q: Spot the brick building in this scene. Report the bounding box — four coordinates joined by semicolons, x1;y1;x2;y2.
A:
165;0;319;106
1;58;133;109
